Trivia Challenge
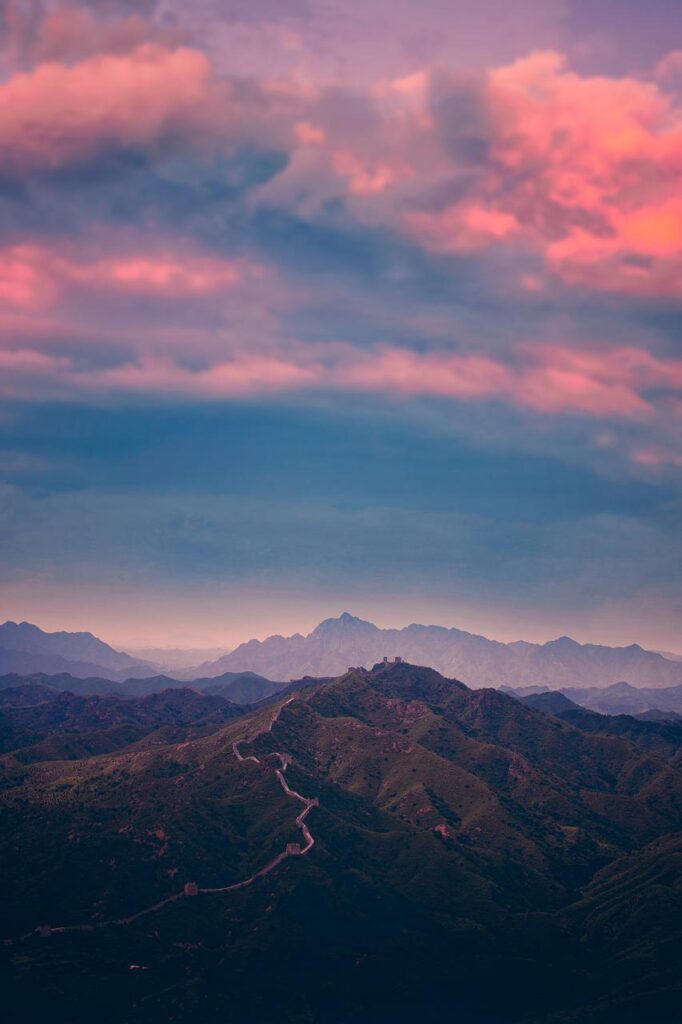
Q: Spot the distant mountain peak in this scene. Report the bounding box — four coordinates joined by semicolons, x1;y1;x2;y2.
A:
0;619;151;678
310;612;379;637
148;615;682;690
544;636;581;650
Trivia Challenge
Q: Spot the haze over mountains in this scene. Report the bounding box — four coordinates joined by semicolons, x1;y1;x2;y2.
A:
506;681;682;718
188;612;682;689
2;615;682;690
125;648;232;672
0;621;153;681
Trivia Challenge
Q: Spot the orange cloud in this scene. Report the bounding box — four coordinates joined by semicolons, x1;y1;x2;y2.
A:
482;52;682;293
546;199;682;295
387;50;682;296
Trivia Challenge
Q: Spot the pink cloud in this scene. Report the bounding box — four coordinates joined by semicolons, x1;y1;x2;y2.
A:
70;356;320;399
331;148;412;196
0;247;55;306
338;347;513;398
0;347;70;399
29;6;188;66
513;346;653;417
517;344;682;414
405;203;520;254
0;243;253;305
4;23;682;305
294;121;326;145
66;254;251;296
337;343;681;419
3;323;678;426
0;348;65;372
0;43;226;177
631;446;682;469
336;49;682;298
656;51;682;84
546;199;682;296
477;52;682;294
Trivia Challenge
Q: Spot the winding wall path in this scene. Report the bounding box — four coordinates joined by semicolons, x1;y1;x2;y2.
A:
6;695;318;944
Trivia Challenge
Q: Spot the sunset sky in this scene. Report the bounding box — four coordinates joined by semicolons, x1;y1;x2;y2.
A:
0;0;681;650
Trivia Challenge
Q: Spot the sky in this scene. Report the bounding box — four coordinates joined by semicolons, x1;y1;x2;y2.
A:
0;0;681;651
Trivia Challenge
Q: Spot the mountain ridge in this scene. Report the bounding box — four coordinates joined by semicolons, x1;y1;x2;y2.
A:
3;660;682;1023
184;613;682;689
0;621;153;680
4;615;682;690
0;669;286;705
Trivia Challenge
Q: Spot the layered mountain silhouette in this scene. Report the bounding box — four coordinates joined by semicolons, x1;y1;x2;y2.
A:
6;616;681;690
516;689;682;758
0;621;152;680
188;611;682;688
2;660;682;1023
507;680;682;716
0;669;285;704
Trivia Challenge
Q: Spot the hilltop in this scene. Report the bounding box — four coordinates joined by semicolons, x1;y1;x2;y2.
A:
2;661;682;1023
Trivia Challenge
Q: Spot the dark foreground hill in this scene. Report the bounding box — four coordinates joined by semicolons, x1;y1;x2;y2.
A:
0;688;246;769
517;691;682;762
1;662;681;1023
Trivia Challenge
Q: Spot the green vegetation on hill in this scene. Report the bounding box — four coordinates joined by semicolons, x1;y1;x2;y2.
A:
1;662;681;1023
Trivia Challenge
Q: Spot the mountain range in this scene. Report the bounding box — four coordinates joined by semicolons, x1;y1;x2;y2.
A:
505;680;682;717
3;615;682;694
0;669;285;705
2;660;682;1023
185;611;682;689
0;621;153;680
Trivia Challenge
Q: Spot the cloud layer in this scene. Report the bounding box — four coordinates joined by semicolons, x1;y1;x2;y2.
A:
0;1;680;647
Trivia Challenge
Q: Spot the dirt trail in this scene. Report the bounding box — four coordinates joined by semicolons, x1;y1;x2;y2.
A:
7;695;318;943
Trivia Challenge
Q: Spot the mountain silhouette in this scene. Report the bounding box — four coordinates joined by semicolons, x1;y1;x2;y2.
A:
187;613;682;689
